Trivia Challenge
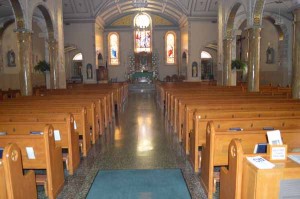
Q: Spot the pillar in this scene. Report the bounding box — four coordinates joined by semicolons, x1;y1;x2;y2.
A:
48;39;59;89
292;8;300;98
16;29;32;96
247;26;261;92
223;37;232;86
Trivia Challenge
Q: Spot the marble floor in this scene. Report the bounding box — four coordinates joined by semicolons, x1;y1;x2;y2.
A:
56;92;208;199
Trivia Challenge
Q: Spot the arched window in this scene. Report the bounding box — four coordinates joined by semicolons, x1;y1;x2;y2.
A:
134;12;152;52
165;32;176;64
73;53;83;61
108;32;119;65
201;51;212;59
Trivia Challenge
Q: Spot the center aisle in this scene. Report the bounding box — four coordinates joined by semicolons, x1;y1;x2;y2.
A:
57;92;206;199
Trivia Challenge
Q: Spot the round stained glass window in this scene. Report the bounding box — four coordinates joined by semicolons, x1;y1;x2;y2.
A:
135;13;150;28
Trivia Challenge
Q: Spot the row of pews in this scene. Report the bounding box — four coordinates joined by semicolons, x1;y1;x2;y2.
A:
156;81;300;199
0;82;128;199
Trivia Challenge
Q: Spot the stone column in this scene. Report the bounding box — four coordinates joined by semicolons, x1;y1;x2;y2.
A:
48;39;59;89
292;8;300;98
0;40;3;72
223;37;232;86
247;26;261;92
217;0;224;85
16;29;33;96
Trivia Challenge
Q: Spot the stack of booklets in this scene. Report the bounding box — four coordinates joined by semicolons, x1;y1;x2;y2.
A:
288;155;300;164
247;156;275;169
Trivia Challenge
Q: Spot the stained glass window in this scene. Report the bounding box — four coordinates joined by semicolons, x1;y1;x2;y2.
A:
134;12;151;52
109;32;119;65
166;32;176;64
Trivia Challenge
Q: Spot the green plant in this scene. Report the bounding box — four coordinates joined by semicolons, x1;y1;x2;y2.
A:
231;59;246;71
34;60;50;73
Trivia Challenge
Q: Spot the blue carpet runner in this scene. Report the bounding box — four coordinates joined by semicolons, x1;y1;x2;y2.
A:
86;169;191;199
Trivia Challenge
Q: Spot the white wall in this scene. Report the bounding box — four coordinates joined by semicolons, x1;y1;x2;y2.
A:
103;28;179;82
188;20;218;80
64;23;97;83
180;22;189;77
0;22;46;90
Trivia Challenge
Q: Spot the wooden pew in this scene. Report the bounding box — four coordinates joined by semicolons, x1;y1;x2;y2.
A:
0;113;80;175
220;139;244;199
0;125;64;199
200;121;300;199
0;143;37;199
0;99;98;144
182;101;300;154
190;110;300;172
0;106;90;157
220;139;300;199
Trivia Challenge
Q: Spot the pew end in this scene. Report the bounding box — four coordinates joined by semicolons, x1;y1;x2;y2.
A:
0;143;37;199
220;139;243;199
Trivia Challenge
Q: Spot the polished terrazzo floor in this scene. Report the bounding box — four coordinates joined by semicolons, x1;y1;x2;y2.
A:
55;92;208;199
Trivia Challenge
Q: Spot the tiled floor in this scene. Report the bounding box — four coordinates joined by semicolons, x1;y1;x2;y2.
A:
56;92;207;199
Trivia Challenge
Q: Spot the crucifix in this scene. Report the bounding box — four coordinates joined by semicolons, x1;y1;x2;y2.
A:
237;35;246;60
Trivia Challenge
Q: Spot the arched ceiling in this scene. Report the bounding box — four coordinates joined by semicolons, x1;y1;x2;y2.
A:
62;0;219;26
0;0;299;28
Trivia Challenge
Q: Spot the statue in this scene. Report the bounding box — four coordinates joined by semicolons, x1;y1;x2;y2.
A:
86;64;93;79
192;61;198;77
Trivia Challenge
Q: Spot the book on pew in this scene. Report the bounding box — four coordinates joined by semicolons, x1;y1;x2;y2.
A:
253;143;268;154
228;127;243;131
247;156;275;169
288;155;300;164
0;132;7;136
0;147;3;159
267;130;283;145
263;127;275;130
30;131;43;135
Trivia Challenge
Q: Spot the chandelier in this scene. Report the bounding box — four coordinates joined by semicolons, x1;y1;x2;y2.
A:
132;0;148;8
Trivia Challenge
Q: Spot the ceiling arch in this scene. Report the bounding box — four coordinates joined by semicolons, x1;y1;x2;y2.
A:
62;0;219;25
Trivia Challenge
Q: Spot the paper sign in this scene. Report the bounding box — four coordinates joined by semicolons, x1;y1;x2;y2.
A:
74;120;77;130
267;130;283;145
247;156;275;169
26;147;36;159
270;145;287;160
54;130;61;141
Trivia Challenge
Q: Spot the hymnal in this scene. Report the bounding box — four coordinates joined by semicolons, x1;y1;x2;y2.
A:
263;127;274;130
247;156;275;169
30;131;43;135
229;127;243;131
288;155;300;164
254;143;267;153
0;147;3;159
0;132;7;136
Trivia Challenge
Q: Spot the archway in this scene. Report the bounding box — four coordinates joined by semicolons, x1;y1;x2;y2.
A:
223;2;245;85
72;53;83;81
200;51;213;80
0;0;23;90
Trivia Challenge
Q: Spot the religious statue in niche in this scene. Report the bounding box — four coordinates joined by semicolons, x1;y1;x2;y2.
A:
86;64;93;79
192;61;198;77
266;43;275;64
7;50;16;67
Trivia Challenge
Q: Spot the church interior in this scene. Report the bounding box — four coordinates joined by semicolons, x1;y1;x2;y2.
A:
1;0;300;198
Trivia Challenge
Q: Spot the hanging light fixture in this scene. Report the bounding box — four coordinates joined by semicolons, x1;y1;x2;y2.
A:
132;0;148;8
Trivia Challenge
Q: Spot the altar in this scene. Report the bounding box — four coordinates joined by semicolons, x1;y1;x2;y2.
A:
130;71;153;83
127;51;159;84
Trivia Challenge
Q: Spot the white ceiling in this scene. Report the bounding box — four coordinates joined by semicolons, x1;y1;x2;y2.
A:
62;0;219;25
0;0;298;27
